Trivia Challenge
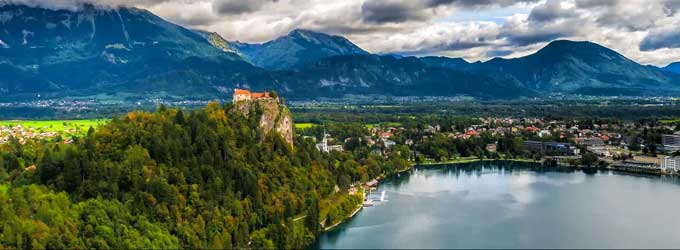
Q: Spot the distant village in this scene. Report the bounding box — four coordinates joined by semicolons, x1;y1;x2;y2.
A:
304;116;680;175
5;89;680;178
0;124;73;145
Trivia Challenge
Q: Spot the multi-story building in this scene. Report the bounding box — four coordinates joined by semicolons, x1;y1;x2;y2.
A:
577;137;605;147
661;156;679;172
524;141;580;156
662;134;680;152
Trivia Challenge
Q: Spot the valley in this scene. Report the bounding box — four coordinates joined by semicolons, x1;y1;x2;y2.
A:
2;1;680;249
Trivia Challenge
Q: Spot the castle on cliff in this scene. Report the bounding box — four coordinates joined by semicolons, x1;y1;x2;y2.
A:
233;89;273;103
230;88;292;147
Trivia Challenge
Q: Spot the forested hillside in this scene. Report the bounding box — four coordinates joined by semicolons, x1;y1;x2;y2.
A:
0;103;408;249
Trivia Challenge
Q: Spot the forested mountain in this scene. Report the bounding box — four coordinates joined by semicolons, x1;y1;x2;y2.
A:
664;62;680;75
1;4;679;101
194;30;241;55
477;40;680;95
0;102;413;248
271;55;531;99
0;4;258;99
232;29;369;70
419;56;477;70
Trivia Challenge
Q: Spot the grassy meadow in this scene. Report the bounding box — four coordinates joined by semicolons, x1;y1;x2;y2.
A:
294;123;318;129
0;119;109;136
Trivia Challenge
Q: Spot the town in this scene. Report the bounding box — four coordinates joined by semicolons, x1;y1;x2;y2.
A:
3;89;680;249
4;90;680;178
0;124;61;145
299;115;680;177
0;120;105;145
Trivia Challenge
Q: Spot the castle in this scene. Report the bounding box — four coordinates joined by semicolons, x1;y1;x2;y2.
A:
233;89;272;103
230;88;293;147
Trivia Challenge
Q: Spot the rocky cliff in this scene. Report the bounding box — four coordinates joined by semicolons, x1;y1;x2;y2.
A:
231;99;293;147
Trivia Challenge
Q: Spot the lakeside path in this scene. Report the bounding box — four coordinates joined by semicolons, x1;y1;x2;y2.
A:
324;205;363;231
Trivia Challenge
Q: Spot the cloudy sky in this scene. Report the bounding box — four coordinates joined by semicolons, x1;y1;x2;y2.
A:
10;0;680;66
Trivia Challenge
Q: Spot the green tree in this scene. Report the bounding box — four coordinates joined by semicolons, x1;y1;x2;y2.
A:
304;195;321;235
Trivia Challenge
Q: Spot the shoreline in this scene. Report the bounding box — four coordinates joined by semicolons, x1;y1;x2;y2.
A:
324;158;539;232
325;157;678;233
323;156;680;236
417;157;538;166
323;205;363;232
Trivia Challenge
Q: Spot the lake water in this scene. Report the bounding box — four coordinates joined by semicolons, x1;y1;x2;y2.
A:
314;161;680;249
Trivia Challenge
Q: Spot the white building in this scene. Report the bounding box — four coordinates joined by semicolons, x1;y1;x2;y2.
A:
328;145;344;152
538;130;552;138
661;156;679;172
316;133;329;153
384;140;396;149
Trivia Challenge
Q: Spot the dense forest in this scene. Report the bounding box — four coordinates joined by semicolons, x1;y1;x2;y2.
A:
0;102;407;249
3;100;673;248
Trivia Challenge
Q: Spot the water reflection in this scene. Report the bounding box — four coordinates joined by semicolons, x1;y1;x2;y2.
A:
314;161;680;249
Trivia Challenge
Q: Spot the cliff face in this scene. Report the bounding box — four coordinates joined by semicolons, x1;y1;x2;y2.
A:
232;99;294;147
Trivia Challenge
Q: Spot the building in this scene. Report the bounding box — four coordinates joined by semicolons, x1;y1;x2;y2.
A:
614;160;659;170
524;126;540;133
577;137;605;147
316;132;329;153
486;143;497;152
384;140;396;149
233;89;271;103
523;141;544;152
328;145;344;152
465;130;478;137
662;134;680;152
524;141;580;156
633;155;661;165
587;146;611;158
661;156;679;172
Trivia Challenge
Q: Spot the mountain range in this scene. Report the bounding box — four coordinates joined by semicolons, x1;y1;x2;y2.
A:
1;3;679;101
664;62;680;75
232;29;369;70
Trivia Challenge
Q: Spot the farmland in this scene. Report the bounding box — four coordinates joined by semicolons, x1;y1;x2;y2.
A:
0;119;109;144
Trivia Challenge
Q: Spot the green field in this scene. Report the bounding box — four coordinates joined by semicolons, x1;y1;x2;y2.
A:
0;119;109;136
365;122;403;129
660;118;680;124
294;123;318;129
0;184;7;195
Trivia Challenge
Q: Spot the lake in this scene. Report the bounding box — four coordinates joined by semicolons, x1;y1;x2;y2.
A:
313;161;680;249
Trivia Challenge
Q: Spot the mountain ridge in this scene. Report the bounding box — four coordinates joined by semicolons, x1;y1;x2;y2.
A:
0;3;251;98
2;4;680;101
664;62;680;75
231;29;369;70
476;40;680;95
